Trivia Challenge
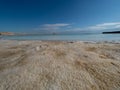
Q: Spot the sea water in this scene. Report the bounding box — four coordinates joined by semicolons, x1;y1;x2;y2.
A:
1;34;120;42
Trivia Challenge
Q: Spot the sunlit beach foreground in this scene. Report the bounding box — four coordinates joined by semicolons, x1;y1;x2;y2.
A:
0;40;120;90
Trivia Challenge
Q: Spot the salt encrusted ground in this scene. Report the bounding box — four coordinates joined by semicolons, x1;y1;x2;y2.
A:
0;40;120;90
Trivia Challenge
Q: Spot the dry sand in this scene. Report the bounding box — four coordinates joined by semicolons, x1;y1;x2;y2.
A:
0;40;120;90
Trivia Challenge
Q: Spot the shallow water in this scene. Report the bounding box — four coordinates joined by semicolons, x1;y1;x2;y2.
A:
1;34;120;41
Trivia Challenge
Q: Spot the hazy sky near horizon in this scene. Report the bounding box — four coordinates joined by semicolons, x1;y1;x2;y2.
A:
0;0;120;33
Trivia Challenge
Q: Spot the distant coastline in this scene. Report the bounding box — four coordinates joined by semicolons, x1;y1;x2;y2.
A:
0;32;15;36
102;31;120;34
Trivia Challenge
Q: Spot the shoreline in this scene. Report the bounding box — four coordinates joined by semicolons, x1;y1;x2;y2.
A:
1;39;120;44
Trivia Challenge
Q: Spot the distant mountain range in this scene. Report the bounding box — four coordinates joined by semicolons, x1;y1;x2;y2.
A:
102;31;120;34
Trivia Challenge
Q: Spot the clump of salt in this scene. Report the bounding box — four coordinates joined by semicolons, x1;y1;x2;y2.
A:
36;46;40;51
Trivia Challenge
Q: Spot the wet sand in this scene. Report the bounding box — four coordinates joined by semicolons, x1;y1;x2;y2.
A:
0;40;120;90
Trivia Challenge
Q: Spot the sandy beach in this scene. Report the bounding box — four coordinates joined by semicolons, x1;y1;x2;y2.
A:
0;40;120;90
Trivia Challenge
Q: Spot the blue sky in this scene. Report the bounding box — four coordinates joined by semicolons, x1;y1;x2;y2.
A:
0;0;120;33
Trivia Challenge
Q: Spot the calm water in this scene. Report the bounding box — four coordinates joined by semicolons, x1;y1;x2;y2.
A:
1;34;120;41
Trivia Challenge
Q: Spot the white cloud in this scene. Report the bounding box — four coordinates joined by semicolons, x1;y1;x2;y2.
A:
97;22;120;26
84;22;120;30
36;23;70;31
86;26;106;30
34;22;120;33
65;22;120;32
115;25;120;28
43;23;70;27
